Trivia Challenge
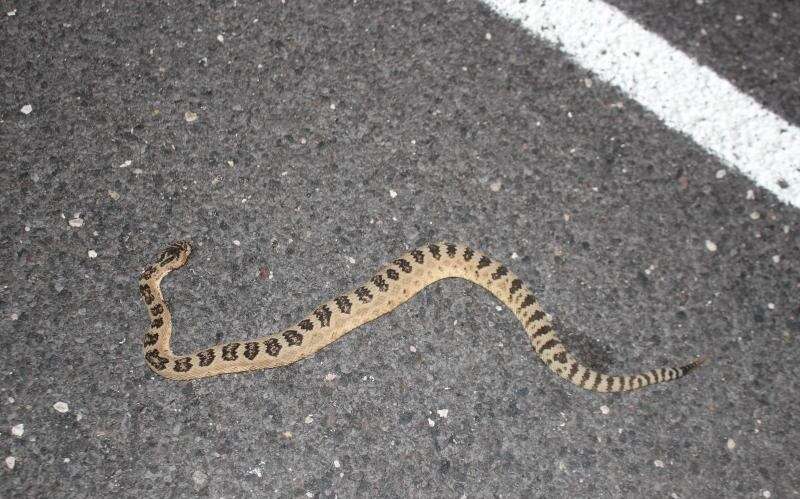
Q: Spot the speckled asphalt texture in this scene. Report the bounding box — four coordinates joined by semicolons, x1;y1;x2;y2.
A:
2;1;799;497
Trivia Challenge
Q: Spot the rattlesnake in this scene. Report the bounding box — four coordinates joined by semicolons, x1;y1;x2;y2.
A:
139;240;705;390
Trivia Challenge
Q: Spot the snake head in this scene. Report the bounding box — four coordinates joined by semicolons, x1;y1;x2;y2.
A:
158;240;193;269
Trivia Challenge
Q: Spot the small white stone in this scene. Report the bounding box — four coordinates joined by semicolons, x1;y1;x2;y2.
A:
132;168;143;175
772;255;780;264
20;104;32;115
233;240;241;246
735;14;744;21
653;459;665;468
347;256;356;264
119;159;132;168
192;470;207;486
10;313;18;321
484;32;492;40
750;211;760;220
324;372;338;381
76;413;83;422
4;456;15;470
304;415;314;424
389;189;397;198
87;249;98;258
329;103;336;110
63;458;70;463
217;34;224;42
108;190;120;200
763;491;771;498
726;438;736;450
306;492;313;498
437;409;449;418
333;459;341;468
705;240;717;252
495;306;502;311
427;418;435;427
11;423;24;437
511;252;519;260
68;217;84;228
715;169;727;179
746;189;754;200
184;111;198;123
24;226;30;232
53;401;69;413
7;9;17;16
767;303;775;310
7;397;14;403
489;180;502;192
600;405;610;415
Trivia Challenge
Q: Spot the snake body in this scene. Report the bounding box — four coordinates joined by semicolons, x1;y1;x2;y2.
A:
139;241;704;390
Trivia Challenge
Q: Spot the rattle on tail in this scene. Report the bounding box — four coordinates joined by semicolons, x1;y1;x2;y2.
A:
139;240;705;390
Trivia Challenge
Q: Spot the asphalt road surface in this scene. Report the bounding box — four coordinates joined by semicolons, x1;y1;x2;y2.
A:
2;1;798;497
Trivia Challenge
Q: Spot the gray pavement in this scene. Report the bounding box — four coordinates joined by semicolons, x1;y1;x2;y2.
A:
1;1;798;497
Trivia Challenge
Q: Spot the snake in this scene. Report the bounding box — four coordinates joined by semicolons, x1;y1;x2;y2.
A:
138;240;705;391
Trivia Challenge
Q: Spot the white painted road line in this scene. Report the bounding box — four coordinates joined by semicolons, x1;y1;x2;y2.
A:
481;0;800;208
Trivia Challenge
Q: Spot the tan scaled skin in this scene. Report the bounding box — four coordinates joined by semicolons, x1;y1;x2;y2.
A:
138;241;705;390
